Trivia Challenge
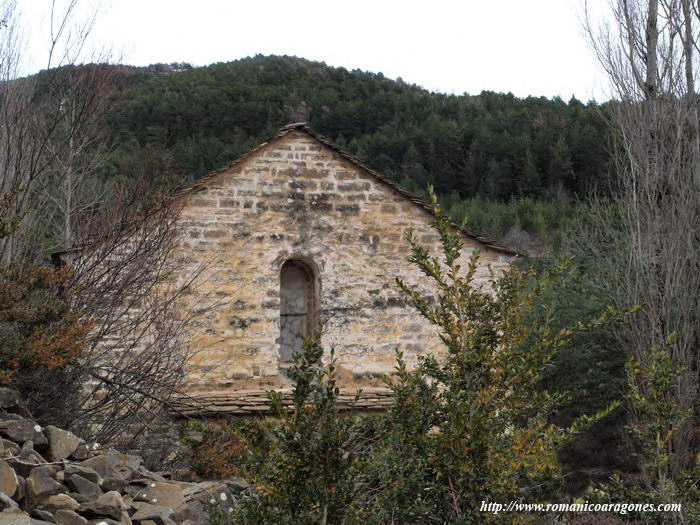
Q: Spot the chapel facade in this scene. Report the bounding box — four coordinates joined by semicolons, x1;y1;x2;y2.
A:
171;124;517;413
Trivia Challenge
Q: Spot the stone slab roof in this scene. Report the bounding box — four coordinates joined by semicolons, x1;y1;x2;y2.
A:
171;387;394;417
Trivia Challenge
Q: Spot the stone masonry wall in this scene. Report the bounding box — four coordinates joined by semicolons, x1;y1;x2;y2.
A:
174;130;511;394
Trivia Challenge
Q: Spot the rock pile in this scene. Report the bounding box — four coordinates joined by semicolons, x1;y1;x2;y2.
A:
0;389;247;525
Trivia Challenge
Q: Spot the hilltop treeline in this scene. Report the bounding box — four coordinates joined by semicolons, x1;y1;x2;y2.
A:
104;55;611;203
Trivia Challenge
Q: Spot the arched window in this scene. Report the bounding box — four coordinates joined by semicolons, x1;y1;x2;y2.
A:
279;259;318;364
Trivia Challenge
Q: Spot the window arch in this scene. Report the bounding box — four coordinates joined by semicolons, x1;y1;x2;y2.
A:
279;259;318;364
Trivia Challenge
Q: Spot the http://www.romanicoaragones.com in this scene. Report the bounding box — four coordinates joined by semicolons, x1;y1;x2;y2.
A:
480;500;682;516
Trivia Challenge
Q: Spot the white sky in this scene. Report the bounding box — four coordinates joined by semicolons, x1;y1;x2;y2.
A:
20;0;611;101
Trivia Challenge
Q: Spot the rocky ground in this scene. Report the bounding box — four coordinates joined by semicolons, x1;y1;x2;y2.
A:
0;389;247;525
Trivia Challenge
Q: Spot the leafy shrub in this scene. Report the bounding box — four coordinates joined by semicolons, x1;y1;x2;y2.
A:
0;264;88;383
227;341;371;525
181;420;251;479
205;189;622;524
0;264;90;421
350;188;619;524
590;340;700;523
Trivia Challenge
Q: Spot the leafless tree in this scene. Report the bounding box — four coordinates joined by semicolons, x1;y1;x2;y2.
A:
584;0;700;479
35;182;214;448
34;61;121;253
0;0;105;262
0;1;217;456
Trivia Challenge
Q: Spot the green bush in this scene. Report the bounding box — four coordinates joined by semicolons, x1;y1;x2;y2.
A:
216;189;620;525
228;341;370;525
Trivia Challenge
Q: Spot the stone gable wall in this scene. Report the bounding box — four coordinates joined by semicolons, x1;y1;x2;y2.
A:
175;131;510;393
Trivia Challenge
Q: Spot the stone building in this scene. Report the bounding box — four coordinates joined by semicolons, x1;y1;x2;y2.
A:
167;123;517;415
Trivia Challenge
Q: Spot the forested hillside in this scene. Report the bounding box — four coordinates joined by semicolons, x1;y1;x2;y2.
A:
98;56;610;247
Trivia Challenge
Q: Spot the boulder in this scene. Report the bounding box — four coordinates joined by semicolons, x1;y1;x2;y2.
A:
224;478;249;492
0;492;17;511
25;466;64;502
64;466;102;486
18;442;33;460
100;478;128;494
54;510;87;525
0;461;17;498
127;472;166;484
0;507;30;525
39;494;80;512
70;445;89;462
66;494;88;505
66;476;101;501
79;492;126;520
132;484;184;510
0;423;46;447
29;509;53;522
44;427;80;462
130;503;174;525
79;458;123;481
169;502;204;525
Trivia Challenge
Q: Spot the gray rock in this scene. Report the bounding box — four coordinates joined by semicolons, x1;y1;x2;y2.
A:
25;466;64;502
66;493;89;504
0;461;17;497
64;466;102;486
0;423;46;447
79;492;126;520
0;492;17;510
0;391;20;410
130;503;173;524
44;427;80;462
70;445;89;462
224;478;249;491
187;484;227;505
180;481;221;501
99;478;127;494
78;458;122;481
0;507;31;525
18;442;33;459
132;484;184;509
39;493;80;512
54;510;87;525
133;470;167;484
170;502;204;525
111;455;141;472
29;510;52;522
66;475;101;501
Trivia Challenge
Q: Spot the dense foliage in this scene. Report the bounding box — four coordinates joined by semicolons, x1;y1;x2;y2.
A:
197;191;623;524
103;56;611;205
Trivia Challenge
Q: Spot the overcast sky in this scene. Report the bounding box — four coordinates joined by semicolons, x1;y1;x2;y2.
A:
21;0;611;101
